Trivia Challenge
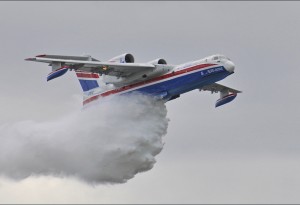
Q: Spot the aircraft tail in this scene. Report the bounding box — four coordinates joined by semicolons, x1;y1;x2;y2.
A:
75;71;100;92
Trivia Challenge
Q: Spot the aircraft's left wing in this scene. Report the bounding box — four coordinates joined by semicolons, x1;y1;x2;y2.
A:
25;54;155;78
199;83;242;107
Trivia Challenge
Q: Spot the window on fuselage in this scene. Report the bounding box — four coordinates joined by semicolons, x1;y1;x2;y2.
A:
219;55;230;60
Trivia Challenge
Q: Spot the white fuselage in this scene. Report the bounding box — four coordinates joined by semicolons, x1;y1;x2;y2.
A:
83;54;235;105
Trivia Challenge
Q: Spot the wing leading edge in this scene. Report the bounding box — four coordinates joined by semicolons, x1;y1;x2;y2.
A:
25;54;155;78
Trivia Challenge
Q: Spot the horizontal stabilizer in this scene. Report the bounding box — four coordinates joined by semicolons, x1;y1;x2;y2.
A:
47;66;69;81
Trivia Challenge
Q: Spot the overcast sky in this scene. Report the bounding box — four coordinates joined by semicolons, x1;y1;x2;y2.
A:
0;1;300;203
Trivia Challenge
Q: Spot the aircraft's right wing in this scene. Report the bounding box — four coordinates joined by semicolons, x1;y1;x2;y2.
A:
199;83;242;107
25;54;155;78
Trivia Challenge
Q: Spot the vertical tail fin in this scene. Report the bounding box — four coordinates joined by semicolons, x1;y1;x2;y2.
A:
75;71;100;92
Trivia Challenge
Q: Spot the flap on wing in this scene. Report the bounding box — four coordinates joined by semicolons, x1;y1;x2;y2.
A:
72;62;155;78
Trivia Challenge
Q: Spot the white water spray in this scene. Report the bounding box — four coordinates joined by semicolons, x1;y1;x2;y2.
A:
0;94;169;184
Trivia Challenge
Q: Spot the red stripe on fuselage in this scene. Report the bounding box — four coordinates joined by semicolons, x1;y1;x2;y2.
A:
83;63;216;105
76;72;100;78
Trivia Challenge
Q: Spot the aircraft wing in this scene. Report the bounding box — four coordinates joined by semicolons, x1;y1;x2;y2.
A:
200;83;242;94
25;54;155;77
199;83;242;107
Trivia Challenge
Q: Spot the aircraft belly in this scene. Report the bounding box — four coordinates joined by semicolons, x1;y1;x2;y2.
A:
83;67;231;105
134;70;229;98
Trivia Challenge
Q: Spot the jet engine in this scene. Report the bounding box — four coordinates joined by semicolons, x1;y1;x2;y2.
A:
108;53;134;63
147;58;167;65
141;64;173;80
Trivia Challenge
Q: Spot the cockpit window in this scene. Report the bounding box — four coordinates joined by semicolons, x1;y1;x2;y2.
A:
210;55;231;62
213;55;230;61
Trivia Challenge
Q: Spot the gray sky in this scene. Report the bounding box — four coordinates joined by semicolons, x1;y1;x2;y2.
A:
1;1;300;203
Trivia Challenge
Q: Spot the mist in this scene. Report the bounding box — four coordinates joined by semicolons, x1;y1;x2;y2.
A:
0;94;169;184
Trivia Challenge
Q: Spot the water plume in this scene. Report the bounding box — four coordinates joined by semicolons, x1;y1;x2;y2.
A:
0;94;169;184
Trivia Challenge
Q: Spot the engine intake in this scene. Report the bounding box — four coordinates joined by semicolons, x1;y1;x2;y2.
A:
147;58;167;65
108;53;134;63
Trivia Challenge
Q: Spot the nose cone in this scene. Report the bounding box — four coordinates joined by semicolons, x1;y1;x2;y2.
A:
225;61;235;73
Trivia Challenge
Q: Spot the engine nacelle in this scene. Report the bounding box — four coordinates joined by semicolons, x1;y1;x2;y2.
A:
108;53;134;63
143;64;172;79
147;58;167;65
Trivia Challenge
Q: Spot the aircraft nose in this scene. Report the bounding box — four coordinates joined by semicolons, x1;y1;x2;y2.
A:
225;61;235;73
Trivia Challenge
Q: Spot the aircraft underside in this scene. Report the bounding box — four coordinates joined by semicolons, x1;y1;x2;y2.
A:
134;67;231;101
83;65;232;106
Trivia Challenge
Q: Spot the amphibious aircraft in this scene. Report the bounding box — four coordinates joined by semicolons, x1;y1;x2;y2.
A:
25;53;241;107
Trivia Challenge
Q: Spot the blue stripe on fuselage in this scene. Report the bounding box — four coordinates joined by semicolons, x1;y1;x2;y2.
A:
132;66;230;99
